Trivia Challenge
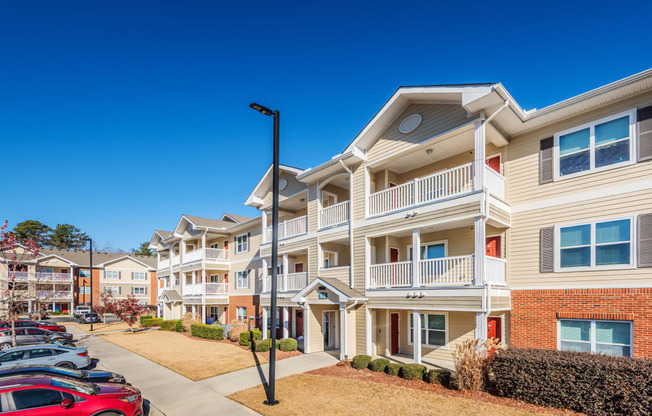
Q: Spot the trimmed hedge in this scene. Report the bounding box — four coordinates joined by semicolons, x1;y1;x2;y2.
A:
239;330;263;347
490;348;652;416
174;320;184;332
427;369;452;387
190;323;224;340
139;315;153;324
161;319;182;331
279;338;297;351
254;339;271;352
369;358;390;373
351;355;372;370
141;318;163;327
400;364;427;380
385;363;403;376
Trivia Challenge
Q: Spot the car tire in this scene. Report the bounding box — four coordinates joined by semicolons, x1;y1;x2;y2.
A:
0;343;12;351
56;362;77;369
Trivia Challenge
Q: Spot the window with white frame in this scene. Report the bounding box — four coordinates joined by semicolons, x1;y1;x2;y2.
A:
104;286;120;295
559;319;632;357
555;110;635;179
133;287;146;295
79;269;91;278
237;306;247;323
209;274;220;283
409;313;447;347
210;306;220;321
132;272;146;280
557;218;633;270
235;233;249;253
236;270;249;289
79;287;91;295
105;270;120;279
409;242;446;260
265;307;280;328
210;243;220;249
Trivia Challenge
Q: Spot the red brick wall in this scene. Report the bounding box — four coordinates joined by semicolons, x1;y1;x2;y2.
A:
228;295;261;329
73;267;100;307
511;288;652;358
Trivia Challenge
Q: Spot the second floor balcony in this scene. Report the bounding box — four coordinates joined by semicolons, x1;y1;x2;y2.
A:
184;282;229;297
183;248;229;264
35;272;72;282
8;272;29;280
263;271;308;292
264;215;308;242
319;200;350;228
37;290;73;300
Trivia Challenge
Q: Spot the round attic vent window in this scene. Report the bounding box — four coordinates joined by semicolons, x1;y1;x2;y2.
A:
278;178;288;190
399;114;422;134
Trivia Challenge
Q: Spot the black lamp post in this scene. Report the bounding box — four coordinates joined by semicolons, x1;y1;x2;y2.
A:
250;102;280;406
86;239;94;332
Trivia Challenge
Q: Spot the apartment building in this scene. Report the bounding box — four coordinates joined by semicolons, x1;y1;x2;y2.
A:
0;247;157;314
153;68;652;366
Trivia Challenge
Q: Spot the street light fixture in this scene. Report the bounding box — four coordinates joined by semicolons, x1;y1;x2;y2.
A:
250;101;280;407
85;238;94;332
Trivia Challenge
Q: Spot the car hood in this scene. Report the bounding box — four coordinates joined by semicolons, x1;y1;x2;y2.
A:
96;383;139;396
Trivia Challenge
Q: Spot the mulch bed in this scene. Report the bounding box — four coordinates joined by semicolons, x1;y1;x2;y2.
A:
181;332;303;360
309;364;584;416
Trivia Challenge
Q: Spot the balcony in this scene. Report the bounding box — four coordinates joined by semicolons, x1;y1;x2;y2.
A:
37;291;73;299
319;201;350;229
263;271;308;292
264;215;308;242
158;254;181;270
184;283;229;297
8;272;29;280
35;272;72;282
183;248;229;264
368;163;505;217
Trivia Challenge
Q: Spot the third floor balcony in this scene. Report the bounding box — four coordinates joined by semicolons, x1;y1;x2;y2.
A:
264;215;308;242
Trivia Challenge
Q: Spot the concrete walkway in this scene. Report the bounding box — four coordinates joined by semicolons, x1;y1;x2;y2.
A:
199;351;340;396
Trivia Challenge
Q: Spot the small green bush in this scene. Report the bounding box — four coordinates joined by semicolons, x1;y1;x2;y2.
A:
139;315;153;324
160;319;182;331
174;320;184;332
400;364;427;380
254;339;271;352
279;338;297;352
385;363;403;376
51;311;62;316
369;358;390;372
351;355;372;370
190;323;224;340
142;318;163;327
427;369;452;387
239;330;263;347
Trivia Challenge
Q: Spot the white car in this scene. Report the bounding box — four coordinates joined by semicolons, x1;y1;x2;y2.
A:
0;345;91;369
74;306;91;318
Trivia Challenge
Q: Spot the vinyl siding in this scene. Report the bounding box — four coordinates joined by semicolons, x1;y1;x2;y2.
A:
262;172;308;208
318;266;350;284
367;296;483;311
228;223;263;295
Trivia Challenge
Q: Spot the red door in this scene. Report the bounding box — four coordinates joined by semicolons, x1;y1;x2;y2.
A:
486;236;501;258
224;307;229;324
390;313;399;355
295;309;304;338
224;273;228;283
295;263;303;273
390;248;399;286
486;156;500;173
487;317;501;342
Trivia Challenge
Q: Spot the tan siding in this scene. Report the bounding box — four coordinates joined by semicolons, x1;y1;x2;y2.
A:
307;183;319;233
366;295;483;310
347;305;359;357
490;205;511;226
262;172;308;208
491;295;511;310
318;266;350;284
228;222;264;295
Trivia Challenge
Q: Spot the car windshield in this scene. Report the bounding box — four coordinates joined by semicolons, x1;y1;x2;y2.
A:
50;376;96;395
36;321;54;325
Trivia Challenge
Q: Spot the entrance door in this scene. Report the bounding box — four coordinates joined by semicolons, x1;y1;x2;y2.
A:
486;236;502;258
390;313;399;355
295;263;303;273
295;309;304;338
390;248;399;263
487;317;501;342
323;313;330;347
486;155;501;173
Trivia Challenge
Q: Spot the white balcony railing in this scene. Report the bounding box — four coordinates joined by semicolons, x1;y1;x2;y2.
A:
319;201;350;228
8;272;29;280
184;282;228;296
158;258;170;269
369;261;412;288
35;272;72;281
369;255;476;289
37;291;73;299
368;163;474;216
485;166;506;200
485;257;507;286
265;215;308;242
263;271;308;292
205;248;228;262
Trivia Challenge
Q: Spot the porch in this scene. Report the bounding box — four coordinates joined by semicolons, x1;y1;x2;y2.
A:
262;248;309;293
262;191;308;243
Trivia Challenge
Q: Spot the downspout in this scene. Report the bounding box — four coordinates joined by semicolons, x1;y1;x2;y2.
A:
342;299;358;359
339;159;355;289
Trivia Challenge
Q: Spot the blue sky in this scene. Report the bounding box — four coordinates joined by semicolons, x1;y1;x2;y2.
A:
1;1;650;251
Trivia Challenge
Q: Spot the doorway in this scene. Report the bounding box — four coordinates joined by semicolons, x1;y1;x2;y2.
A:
487;317;502;342
322;311;338;349
390;313;399;355
485;155;501;173
486;236;502;258
295;309;304;338
295;263;304;273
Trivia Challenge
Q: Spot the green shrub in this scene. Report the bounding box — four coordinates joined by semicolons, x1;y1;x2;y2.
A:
254;339;271;352
385;363;403;376
369;358;390;372
141;318;163;328
351;355;372;370
400;364;427;380
279;338;297;352
51;311;62;316
427;369;452;387
490;348;652;416
160;319;182;331
190;323;224;340
239;330;262;347
174;320;184;332
139;315;153;324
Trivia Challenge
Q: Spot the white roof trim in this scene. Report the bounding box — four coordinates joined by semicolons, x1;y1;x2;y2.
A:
245;164;305;207
35;254;77;266
221;214;241;223
97;255;153;269
290;278;364;303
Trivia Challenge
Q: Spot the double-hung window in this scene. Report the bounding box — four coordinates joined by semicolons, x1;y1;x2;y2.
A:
133;287;146;295
105;271;119;279
409;242;446;260
237;307;247;323
555;110;635;179
557;218;634;270
409;313;447;347
105;286;119;295
235;233;249;253
236;270;249;289
79;269;91;278
559;319;632;357
132;272;146;280
265;307;280;328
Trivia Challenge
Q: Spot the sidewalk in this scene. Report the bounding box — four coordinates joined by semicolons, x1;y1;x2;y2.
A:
69;326;259;416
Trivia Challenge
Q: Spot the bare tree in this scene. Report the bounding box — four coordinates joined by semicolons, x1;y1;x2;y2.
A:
0;221;40;347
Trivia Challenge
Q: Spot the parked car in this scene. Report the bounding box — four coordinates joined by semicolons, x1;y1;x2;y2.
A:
0;328;73;350
0;365;126;384
33;321;67;333
0;320;66;333
0;345;90;369
78;313;102;324
73;306;91;318
0;375;142;415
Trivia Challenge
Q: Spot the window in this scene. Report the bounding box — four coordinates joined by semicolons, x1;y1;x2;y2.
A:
265;307;280;328
105;286;120;295
555;110;635;179
237;307;247;323
132;272;146;280
409;313;447;347
105;270;119;279
209;274;220;283
559;319;632;357
323;251;338;268
210;306;220;320
79;286;91;295
0;351;24;362
133;287;146;295
236;270;249;289
12;389;65;410
235;233;249;253
38;267;54;273
79;269;91;278
210;243;220;249
557;218;633;270
409;242;446;260
28;348;53;358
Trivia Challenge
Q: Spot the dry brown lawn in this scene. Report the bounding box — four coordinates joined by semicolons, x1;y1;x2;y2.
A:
101;330;267;380
229;373;556;416
74;322;133;333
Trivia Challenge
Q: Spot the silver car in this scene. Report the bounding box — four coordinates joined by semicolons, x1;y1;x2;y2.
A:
0;328;72;350
0;345;91;369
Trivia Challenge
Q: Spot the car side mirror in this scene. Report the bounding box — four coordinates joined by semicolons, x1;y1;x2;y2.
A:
61;398;73;409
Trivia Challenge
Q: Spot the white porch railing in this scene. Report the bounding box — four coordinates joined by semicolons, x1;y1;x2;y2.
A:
368;163;474;216
171;255;180;266
185;282;228;296
205;248;228;262
319;201;350;228
485;257;507;286
35;272;72;281
158;258;170;269
420;255;474;286
369;261;412;288
265;215;308;241
8;272;29;280
263;271;308;292
37;291;72;299
485;166;506;200
184;249;203;263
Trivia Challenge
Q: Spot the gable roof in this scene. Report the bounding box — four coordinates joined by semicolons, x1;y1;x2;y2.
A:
159;289;182;302
291;277;366;303
39;248;156;269
245;163;305;208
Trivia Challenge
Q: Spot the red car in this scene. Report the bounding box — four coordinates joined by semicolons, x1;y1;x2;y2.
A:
0;374;143;415
0;321;67;333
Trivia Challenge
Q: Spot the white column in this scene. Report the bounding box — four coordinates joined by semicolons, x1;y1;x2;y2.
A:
474;121;486;191
282;307;289;339
476;312;487;342
262;307;268;340
192;304;196;319
202;305;206;325
340;303;347;360
291;307;296;338
52;300;56;312
303;304;310;353
261;258;268;292
282;254;288;292
365;306;372;355
261;211;267;243
364;237;371;289
180;240;186;264
69;302;73;313
474;217;486;285
411;229;420;287
413;310;421;364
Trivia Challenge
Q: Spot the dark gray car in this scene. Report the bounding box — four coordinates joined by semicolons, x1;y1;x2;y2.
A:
0;328;72;350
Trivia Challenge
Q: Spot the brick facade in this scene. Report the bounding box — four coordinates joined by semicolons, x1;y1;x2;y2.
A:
228;295;261;329
511;288;652;358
